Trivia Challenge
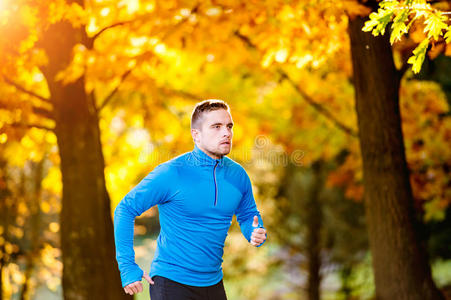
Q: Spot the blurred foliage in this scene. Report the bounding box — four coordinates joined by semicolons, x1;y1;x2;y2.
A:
0;0;450;299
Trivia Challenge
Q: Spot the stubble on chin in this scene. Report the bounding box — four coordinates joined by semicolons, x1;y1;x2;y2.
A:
218;146;231;157
211;145;231;158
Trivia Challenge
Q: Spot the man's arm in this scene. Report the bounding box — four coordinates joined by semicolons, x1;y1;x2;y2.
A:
114;163;173;288
235;171;267;247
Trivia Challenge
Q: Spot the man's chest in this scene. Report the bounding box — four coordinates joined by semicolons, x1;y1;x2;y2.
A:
165;167;244;218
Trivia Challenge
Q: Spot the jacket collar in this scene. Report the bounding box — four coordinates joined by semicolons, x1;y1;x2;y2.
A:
191;144;225;167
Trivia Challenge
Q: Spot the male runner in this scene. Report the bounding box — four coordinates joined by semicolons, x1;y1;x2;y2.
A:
114;99;267;299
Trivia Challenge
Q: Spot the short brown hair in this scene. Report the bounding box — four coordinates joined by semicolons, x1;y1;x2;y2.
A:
191;99;229;129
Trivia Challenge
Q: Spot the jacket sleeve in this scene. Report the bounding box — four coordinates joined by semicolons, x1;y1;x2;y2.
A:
113;163;173;287
235;170;266;247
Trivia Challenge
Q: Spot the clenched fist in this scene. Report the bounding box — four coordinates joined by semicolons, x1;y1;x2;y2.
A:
124;272;154;295
250;216;267;247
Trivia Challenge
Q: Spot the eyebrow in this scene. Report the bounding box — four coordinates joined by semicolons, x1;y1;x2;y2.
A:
210;122;234;127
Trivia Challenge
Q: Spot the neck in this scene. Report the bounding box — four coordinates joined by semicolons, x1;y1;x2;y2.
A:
196;144;223;160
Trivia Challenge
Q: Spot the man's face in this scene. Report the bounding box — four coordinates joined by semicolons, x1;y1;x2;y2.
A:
192;109;233;159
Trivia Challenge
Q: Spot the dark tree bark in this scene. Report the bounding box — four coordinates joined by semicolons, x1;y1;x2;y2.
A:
276;161;324;300
348;14;445;300
0;158;10;300
36;4;129;300
0;155;17;300
338;266;353;300
305;161;323;300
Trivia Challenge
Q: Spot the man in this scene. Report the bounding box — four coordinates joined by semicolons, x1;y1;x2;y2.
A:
114;99;267;300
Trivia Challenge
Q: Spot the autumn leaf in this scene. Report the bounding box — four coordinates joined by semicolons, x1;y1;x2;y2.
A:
390;8;409;44
407;39;429;73
423;11;448;41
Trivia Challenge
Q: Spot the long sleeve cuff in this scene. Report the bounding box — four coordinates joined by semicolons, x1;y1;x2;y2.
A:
120;266;144;287
240;216;266;247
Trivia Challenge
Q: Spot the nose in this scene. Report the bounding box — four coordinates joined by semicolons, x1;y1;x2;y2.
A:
222;127;231;138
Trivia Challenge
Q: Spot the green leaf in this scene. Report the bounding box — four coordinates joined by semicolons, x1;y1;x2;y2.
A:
362;7;395;36
390;9;409;44
407;39;429;74
445;27;451;43
380;0;400;9
423;12;448;41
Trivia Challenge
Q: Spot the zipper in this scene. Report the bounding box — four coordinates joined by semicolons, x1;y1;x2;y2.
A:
213;160;219;206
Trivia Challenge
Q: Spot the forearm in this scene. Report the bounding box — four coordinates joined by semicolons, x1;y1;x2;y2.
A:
113;163;172;287
114;200;143;287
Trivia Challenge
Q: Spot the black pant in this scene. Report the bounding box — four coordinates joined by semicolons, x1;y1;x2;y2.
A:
149;276;227;300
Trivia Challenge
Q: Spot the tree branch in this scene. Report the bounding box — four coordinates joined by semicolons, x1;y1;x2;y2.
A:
150;87;205;120
234;30;255;49
98;69;133;112
158;87;205;101
32;106;54;120
2;77;52;105
278;69;358;137
90;21;132;42
96;4;201;112
161;4;200;40
0;102;53;120
0;99;54;121
88;91;98;115
90;3;199;45
6;122;54;132
234;31;358;138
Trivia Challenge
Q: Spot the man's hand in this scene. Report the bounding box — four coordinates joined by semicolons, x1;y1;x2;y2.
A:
123;272;154;295
250;216;267;247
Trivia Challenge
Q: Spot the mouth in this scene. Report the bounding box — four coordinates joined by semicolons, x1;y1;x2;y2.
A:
220;141;231;145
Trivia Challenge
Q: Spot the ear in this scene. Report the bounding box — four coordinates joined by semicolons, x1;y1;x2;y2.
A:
191;128;200;143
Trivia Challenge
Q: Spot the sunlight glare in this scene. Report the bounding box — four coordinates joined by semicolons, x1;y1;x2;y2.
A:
100;7;110;17
126;0;140;14
0;0;13;25
0;0;6;15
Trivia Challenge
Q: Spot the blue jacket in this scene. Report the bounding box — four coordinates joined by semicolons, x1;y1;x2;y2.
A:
114;145;265;287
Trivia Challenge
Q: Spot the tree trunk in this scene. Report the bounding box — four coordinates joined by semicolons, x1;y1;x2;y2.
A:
0;156;15;300
306;161;323;300
20;160;44;300
348;15;445;300
0;158;9;300
37;10;129;300
339;266;353;300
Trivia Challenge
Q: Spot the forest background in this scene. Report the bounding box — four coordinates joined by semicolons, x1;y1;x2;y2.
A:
0;0;450;299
